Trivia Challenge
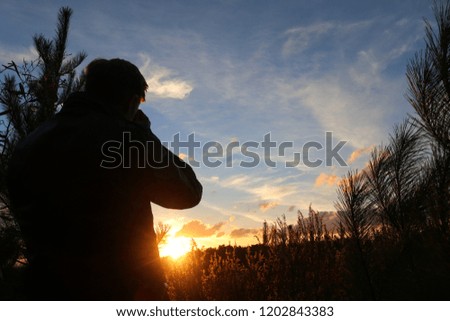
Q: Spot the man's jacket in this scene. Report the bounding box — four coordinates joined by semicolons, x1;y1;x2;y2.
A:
7;92;202;300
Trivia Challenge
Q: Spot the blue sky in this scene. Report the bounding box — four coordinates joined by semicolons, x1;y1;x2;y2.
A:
0;0;435;250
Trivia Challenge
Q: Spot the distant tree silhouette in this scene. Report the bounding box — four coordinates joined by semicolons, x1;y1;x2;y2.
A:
0;7;86;290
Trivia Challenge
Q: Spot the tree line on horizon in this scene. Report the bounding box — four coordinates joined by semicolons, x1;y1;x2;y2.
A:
1;3;450;300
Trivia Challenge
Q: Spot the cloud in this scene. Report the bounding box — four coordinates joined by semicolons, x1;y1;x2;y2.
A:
347;145;374;164
0;46;37;65
275;43;405;149
200;199;264;226
221;174;252;188
248;183;297;201
282;20;374;57
220;173;299;203
259;201;279;212
175;220;225;238
282;22;334;56
138;53;193;100
296;79;387;148
315;173;340;187
275;17;420;149
230;228;261;239
218;172;298;205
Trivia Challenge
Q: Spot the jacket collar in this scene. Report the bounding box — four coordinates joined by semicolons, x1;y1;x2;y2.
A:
59;92;125;120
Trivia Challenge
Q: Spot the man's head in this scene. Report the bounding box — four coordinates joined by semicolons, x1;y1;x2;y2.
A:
84;58;148;120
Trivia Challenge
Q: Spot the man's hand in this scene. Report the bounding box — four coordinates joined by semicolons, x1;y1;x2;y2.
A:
133;109;151;129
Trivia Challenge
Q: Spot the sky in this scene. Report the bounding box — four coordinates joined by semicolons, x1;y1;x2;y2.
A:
0;0;436;256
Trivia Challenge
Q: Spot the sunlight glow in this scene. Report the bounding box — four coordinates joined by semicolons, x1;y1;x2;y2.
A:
159;236;191;260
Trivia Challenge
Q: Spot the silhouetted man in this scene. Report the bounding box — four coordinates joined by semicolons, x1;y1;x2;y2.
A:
7;58;202;300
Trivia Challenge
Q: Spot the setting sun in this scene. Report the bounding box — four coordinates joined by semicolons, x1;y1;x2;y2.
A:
159;236;191;260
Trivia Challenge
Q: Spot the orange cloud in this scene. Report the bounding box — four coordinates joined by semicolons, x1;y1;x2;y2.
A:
176;220;225;238
347;145;374;164
259;201;279;211
230;228;261;238
315;173;339;187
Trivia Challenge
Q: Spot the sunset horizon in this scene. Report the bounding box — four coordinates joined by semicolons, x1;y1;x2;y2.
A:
1;0;449;303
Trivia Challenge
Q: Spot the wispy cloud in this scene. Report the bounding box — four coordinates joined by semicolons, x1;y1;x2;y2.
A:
221;174;252;188
279;74;390;148
0;46;37;65
199;200;265;226
282;20;374;57
282;22;335;56
220;173;298;202
275;16;422;149
248;183;297;201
